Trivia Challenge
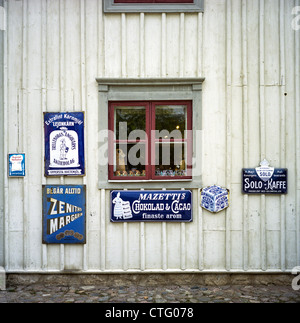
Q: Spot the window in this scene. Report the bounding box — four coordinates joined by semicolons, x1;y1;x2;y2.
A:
104;0;204;13
109;101;192;181
96;77;204;189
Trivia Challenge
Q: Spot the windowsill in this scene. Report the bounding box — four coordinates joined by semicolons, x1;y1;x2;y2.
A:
108;179;193;183
103;0;204;13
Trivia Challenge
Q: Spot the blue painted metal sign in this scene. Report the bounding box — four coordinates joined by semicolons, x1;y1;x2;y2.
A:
242;160;288;194
44;112;85;176
8;153;25;177
111;190;192;222
42;185;86;244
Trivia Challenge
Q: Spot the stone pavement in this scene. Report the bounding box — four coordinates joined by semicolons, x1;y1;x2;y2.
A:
0;283;299;303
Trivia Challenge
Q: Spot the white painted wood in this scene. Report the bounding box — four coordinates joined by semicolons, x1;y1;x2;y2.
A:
1;0;299;274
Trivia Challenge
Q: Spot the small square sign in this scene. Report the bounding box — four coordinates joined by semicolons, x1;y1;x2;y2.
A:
8;153;25;177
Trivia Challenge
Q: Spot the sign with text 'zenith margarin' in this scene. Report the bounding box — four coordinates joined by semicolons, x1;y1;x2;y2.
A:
242;160;288;194
42;185;86;244
111;190;192;222
44;112;85;176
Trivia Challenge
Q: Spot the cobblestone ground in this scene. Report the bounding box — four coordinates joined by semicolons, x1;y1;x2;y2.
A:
0;284;299;303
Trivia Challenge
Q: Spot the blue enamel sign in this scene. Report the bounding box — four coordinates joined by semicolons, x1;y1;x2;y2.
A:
42;185;86;244
242;160;288;194
111;190;192;222
200;185;230;213
8;153;25;177
44;112;85;176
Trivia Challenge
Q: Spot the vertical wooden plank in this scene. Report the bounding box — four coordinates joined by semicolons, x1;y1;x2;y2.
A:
139;13;145;77
279;0;286;271
105;190;123;270
295;0;300;268
247;0;261;270
161;13;166;77
225;0;232;271
166;13;180;77
259;0;267;271
122;189;128;271
7;0;24;271
100;189;106;270
121;13;126;78
139;189;145;271
242;0;249;272
180;188;186;270
179;13;184;77
41;0;47;271
21;0;29;271
0;0;4;267
265;0;281;269
162;188;167;270
3;0;8;270
85;0;101;271
198;189;203;270
104;13;121;77
184;13;197;77
145;14;161;77
197;12;203;77
97;0;104;78
202;0;227;270
126;13;140;77
185;189;198;270
59;0;65;270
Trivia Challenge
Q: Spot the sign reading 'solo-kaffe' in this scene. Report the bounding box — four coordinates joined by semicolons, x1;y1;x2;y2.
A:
242;160;288;194
44;112;85;176
111;190;192;222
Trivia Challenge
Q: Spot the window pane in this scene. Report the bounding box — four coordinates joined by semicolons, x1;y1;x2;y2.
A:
155;105;187;139
114;143;146;177
115;107;146;140
155;142;187;177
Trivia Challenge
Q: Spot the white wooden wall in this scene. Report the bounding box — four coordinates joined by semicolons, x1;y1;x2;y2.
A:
1;0;299;273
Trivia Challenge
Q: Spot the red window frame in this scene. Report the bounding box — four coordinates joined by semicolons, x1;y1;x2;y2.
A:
114;1;193;3
108;101;192;181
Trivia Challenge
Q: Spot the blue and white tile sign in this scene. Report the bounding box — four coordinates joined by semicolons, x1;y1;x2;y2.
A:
44;112;85;176
242;159;288;194
8;153;25;177
200;185;230;213
42;185;86;244
111;190;192;222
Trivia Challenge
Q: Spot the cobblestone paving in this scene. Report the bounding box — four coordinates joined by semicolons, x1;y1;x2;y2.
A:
0;284;299;303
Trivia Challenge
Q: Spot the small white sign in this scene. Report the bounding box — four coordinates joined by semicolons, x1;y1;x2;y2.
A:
8;153;25;177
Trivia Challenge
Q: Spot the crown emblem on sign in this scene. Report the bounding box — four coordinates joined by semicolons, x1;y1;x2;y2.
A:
255;159;274;182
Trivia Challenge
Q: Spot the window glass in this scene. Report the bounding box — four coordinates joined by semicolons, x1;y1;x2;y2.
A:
114;143;147;177
155;105;187;138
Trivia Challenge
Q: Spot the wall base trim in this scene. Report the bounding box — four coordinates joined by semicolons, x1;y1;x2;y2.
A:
7;273;293;287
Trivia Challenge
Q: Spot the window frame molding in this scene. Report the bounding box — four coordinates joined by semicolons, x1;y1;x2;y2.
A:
103;0;204;13
96;77;205;189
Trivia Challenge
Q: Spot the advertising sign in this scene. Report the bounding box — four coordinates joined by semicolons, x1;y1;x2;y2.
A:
42;185;86;244
8;153;25;177
242;160;288;194
44;112;85;176
111;190;192;222
200;185;230;213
